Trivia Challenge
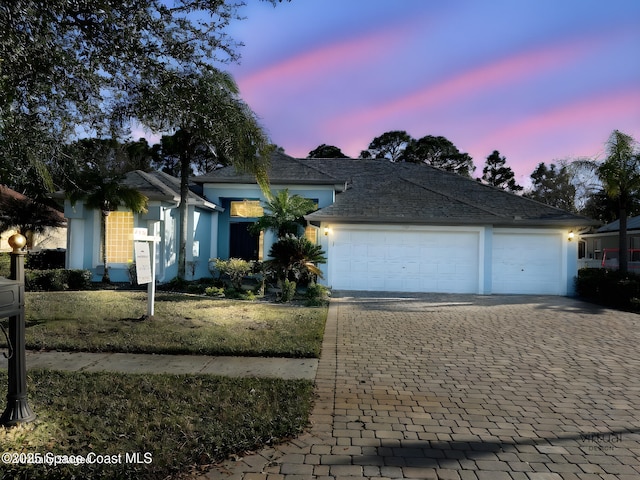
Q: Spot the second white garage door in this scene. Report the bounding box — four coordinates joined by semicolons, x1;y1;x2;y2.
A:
329;226;481;293
491;230;565;295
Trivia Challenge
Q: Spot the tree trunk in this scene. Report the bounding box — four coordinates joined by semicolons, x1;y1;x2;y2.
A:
177;154;189;280
619;207;628;274
101;211;111;283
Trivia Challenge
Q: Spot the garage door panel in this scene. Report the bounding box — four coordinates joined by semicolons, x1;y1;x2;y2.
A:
331;227;479;293
492;232;563;295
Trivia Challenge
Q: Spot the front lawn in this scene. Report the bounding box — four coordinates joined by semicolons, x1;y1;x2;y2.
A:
0;370;313;479
20;291;327;358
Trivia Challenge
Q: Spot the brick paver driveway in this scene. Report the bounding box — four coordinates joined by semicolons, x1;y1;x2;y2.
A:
212;293;640;480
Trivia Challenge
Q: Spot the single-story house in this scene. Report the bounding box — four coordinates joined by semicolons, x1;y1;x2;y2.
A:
579;216;640;270
63;152;597;294
63;170;221;282
0;185;67;252
193;152;597;296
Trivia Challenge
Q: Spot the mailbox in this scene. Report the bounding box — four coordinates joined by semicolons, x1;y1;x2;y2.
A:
0;233;35;427
0;277;22;319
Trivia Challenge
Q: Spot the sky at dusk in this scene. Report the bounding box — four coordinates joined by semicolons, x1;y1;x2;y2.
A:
219;0;640;185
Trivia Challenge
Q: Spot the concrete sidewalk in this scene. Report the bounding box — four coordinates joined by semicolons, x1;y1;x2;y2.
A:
0;350;318;380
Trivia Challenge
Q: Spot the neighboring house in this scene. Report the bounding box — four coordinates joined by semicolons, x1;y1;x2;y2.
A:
0;185;67;252
193;152;597;296
579;216;640;270
63;170;221;282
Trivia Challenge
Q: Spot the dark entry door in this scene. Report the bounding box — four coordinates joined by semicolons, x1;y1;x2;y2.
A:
229;222;258;260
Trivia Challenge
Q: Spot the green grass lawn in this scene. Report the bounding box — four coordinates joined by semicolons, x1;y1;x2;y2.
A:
21;291;327;358
0;370;313;480
0;290;327;478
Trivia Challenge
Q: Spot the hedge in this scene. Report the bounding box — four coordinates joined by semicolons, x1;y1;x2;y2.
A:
25;269;93;292
575;268;640;311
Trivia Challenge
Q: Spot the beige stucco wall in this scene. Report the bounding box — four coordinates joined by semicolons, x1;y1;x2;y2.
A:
0;227;67;252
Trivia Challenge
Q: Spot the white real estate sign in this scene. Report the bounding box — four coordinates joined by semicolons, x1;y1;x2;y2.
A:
134;241;153;285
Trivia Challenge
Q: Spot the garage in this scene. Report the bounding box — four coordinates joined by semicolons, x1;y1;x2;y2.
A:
491;230;565;295
329;225;481;293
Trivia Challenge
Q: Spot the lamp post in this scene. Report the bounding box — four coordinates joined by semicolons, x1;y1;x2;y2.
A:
0;233;36;426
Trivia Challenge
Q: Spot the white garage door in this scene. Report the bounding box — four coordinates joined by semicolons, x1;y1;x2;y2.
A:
492;231;564;295
330;226;480;293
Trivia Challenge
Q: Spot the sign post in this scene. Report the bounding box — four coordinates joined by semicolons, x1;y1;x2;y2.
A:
133;228;159;317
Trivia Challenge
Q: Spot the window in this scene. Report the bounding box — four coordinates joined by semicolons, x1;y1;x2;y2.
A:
230;200;263;218
105;211;134;263
304;225;318;245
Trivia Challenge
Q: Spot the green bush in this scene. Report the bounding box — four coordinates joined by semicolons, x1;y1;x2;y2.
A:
24;269;92;292
26;249;66;270
211;258;253;290
280;279;297;303
66;269;93;290
25;269;67;291
305;282;330;306
0;252;10;277
204;286;225;297
575;268;640;311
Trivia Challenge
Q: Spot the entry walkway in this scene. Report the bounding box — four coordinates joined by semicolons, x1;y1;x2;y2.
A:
0;351;318;380
210;292;640;479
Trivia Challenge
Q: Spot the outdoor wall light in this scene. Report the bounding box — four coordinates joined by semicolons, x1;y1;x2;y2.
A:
323;226;330;236
568;231;575;241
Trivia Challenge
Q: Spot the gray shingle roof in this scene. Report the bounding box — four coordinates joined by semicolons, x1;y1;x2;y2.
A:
123;171;219;210
597;215;640;233
193;151;340;186
195;152;596;227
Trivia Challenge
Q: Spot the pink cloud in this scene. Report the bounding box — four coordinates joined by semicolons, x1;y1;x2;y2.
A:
468;88;640;179
476;89;640;153
327;37;599;134
236;27;408;98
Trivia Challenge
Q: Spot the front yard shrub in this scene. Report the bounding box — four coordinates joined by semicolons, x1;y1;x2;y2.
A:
26;248;66;270
265;234;326;286
0;252;10;277
24;269;92;291
204;285;225;297
66;269;93;290
305;282;330;306
211;258;253;290
25;269;67;291
576;268;640;311
280;279;297;303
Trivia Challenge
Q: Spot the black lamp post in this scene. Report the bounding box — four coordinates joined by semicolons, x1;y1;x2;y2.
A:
0;233;36;426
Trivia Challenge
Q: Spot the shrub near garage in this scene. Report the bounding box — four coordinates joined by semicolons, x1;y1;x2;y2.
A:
575;268;640;311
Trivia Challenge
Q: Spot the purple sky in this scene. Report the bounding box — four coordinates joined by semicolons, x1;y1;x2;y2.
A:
218;0;640;185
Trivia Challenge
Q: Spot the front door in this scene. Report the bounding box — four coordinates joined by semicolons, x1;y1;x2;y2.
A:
229;222;259;260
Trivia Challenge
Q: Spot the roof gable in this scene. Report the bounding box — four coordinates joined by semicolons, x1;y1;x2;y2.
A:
122;171;220;210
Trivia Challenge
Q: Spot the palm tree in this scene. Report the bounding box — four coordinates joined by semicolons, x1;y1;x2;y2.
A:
68;171;148;282
597;130;640;274
133;69;272;280
265;234;327;285
249;189;317;238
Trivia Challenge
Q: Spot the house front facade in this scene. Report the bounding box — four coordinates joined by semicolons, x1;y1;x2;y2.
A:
194;152;597;296
63;152;596;294
63;170;221;283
